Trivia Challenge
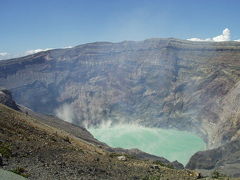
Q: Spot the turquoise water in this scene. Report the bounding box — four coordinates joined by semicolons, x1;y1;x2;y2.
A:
88;124;206;165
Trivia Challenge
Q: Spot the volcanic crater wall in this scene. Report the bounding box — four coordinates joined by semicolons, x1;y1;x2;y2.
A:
1;38;240;152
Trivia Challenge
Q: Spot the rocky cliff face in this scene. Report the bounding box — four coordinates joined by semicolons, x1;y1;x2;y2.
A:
186;139;240;177
1;38;240;175
0;88;19;110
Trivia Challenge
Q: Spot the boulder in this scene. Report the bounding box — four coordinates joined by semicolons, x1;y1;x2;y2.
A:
171;160;184;169
117;155;127;161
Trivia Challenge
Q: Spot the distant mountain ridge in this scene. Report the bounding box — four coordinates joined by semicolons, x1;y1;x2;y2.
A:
1;38;240;176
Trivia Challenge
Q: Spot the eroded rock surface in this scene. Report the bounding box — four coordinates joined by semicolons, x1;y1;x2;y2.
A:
186;139;240;177
0;88;19;110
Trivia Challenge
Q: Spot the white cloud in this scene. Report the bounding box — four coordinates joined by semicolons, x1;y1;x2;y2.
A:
0;52;10;60
25;45;74;55
63;46;72;49
212;28;231;42
0;52;8;57
188;28;231;42
1;45;74;60
234;39;240;42
187;37;211;42
25;48;52;55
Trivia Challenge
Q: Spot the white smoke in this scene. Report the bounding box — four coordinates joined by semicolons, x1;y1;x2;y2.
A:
188;28;231;42
98;120;113;128
55;104;75;123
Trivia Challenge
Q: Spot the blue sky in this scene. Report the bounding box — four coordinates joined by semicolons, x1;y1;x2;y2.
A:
1;0;240;59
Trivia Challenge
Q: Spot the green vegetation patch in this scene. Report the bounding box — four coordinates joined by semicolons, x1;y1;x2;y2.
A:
11;167;29;178
154;160;174;169
211;170;228;179
109;152;123;158
0;142;12;158
63;136;71;143
143;175;162;180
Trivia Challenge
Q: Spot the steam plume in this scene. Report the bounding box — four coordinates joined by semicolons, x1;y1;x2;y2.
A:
55;104;75;123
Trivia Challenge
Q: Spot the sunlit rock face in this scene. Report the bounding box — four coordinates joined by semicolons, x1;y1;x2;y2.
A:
1;39;240;153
